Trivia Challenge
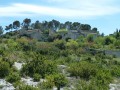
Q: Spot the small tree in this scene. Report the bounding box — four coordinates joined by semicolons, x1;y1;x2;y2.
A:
104;36;114;45
13;20;20;30
68;61;97;80
114;40;120;49
92;27;97;32
87;34;94;42
53;74;68;90
5;26;10;31
6;72;21;83
33;73;41;81
54;40;66;50
80;24;91;30
45;74;68;90
22;18;31;30
0;61;10;78
66;39;79;51
21;54;57;78
18;84;39;90
34;20;41;29
8;24;13;31
0;26;3;35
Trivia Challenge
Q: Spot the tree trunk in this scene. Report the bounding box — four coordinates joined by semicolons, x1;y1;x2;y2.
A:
57;86;60;90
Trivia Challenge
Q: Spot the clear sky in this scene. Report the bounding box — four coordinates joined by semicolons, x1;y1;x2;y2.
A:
0;0;120;35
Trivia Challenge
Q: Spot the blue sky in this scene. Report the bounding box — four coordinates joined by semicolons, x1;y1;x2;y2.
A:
0;0;120;35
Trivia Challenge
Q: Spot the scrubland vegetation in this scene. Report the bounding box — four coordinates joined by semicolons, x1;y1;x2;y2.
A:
0;19;120;90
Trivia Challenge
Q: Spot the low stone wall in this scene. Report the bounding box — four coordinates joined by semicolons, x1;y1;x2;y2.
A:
88;48;120;58
105;50;120;57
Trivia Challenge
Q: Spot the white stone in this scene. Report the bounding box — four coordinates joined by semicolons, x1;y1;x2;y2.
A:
0;79;15;90
21;77;39;87
109;83;120;90
14;62;24;70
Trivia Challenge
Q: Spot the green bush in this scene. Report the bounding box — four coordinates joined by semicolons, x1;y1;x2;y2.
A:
68;61;97;80
0;61;10;78
111;65;120;77
6;72;21;83
44;74;68;90
33;73;41;81
21;54;57;78
17;84;39;90
93;70;112;90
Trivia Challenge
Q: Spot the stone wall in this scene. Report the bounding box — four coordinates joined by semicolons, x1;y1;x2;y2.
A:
88;48;120;58
105;50;120;57
19;29;43;40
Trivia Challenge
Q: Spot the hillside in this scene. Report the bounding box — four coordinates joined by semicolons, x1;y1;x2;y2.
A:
0;19;120;90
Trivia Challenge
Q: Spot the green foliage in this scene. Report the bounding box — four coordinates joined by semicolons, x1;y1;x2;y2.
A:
43;30;49;34
94;36;104;48
115;29;120;39
114;40;120;49
66;39;79;51
48;35;55;42
76;78;110;90
87;34;94;42
17;84;39;90
34;20;41;29
0;61;10;78
0;21;120;90
0;26;3;35
6;72;21;83
111;65;120;77
80;24;91;30
75;79;99;90
45;74;68;90
92;27;97;32
104;36;115;45
21;54;57;78
36;42;60;59
33;73;41;81
68;61;97;80
57;29;68;34
75;69;113;90
54;39;66;50
53;74;68;89
23;18;31;30
13;21;20;30
40;75;54;89
93;70;112;90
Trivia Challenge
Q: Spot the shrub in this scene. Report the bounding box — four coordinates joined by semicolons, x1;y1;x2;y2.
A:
18;84;39;90
44;74;68;90
0;61;10;78
21;54;57;78
111;65;120;77
33;73;41;81
68;61;97;80
6;72;21;83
